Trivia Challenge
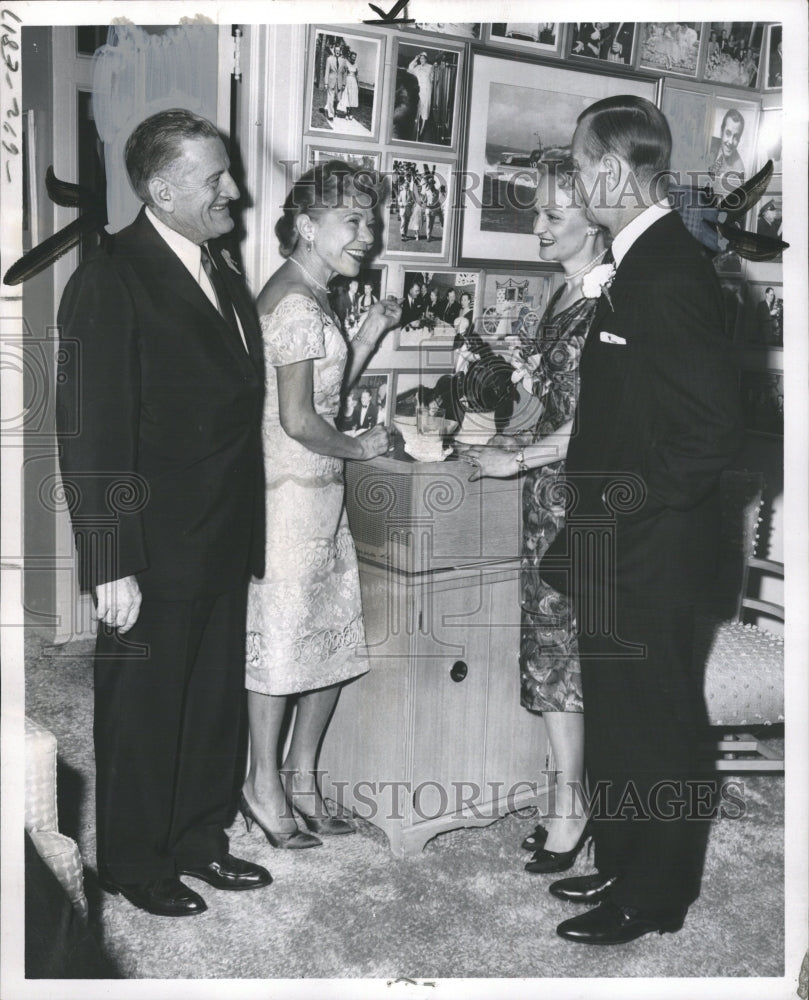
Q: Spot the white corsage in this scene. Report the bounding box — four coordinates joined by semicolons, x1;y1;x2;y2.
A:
509;351;545;394
581;263;615;308
220;249;242;275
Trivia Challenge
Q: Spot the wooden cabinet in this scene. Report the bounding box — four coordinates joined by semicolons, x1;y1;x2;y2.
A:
319;458;550;856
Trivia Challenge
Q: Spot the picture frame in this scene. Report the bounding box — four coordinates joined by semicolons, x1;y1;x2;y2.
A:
460;52;659;266
740;367;783;437
764;23;783;90
336;371;392;433
384;154;454;262
568;23;637;67
756;106;782;172
329;265;388;342
662;84;760;194
393;268;481;350
387;37;464;151
703;22;764;89
403;22;481;41
304;144;382;173
476;270;554;344
739;280;784;350
305;27;385;142
637;22;703;78
484;23;563;58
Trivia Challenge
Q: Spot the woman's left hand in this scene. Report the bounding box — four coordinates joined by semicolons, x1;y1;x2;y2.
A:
358;297;402;340
455;444;519;482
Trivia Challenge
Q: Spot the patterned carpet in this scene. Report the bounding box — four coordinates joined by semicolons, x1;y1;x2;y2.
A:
23;628;786;983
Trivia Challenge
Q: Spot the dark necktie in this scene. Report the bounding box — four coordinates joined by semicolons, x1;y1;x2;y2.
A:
603;245;615;267
201;243;242;345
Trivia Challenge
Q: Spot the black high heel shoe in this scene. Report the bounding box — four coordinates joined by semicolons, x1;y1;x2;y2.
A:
292;804;357;836
239;793;322;849
521;824;549;852
524;819;592;875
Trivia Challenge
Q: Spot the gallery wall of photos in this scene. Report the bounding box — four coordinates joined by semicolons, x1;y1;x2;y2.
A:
300;21;784;443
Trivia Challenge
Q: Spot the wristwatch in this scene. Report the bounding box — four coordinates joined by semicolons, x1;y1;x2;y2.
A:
514;448;528;473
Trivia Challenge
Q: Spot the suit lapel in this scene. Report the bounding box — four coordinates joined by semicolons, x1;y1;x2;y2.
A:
127;212;258;376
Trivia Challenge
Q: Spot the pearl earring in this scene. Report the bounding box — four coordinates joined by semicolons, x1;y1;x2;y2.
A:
586;226;600;235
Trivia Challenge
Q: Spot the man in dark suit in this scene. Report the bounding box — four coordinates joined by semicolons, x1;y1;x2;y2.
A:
56;109;271;917
441;288;461;326
355;388;379;430
543;96;743;944
400;279;425;327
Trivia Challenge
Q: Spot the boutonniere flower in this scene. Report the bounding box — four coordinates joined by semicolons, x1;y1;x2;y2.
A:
220;249;242;275
581;263;616;309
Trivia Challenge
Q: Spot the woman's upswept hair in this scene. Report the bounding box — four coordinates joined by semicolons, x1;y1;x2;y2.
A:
276;161;384;258
576;95;671;181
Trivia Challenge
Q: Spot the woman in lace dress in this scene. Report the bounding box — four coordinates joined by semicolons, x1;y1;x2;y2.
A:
242;162;401;847
458;149;609;871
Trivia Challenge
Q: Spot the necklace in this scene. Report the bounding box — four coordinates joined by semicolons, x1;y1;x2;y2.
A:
563;248;608;284
289;255;330;292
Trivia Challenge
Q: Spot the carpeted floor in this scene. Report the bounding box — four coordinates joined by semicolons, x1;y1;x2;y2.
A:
24;627;785;981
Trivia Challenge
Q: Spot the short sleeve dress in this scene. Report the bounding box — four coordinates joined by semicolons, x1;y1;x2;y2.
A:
518;287;598;714
246;292;369;696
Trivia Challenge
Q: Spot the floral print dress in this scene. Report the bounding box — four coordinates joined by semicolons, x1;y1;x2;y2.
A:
518;287;598;713
246;293;369;696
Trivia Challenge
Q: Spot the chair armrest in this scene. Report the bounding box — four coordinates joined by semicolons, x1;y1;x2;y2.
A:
747;557;784;577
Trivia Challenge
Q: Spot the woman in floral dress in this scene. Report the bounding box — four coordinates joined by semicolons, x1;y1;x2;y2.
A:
458;149;609;871
242;162;401;847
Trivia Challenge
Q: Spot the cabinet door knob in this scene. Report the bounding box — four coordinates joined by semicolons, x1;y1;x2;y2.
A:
450;660;468;682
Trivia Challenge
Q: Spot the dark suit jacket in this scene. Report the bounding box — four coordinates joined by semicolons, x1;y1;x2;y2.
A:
400;294;424;328
442;299;461;325
542;211;743;606
356;403;378;430
56;208;265;600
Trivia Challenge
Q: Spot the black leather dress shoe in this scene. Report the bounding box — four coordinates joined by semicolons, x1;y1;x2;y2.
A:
557;901;687;945
99;876;207;917
179;853;272;891
549;872;619;905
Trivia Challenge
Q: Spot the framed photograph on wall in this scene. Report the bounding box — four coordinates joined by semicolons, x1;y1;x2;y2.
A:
476;271;554;344
703;22;764;88
460;53;659;265
638;23;703;78
306;27;384;141
404;22;481;41
568;23;636;66
387;38;464;150
385;155;454;261
662;85;760;194
764;24;783;90
304;144;382;173
336;371;392;433
485;23;563;57
740;367;783;436
329;265;387;341
739;280;784;349
756;106;782;172
393;268;480;349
